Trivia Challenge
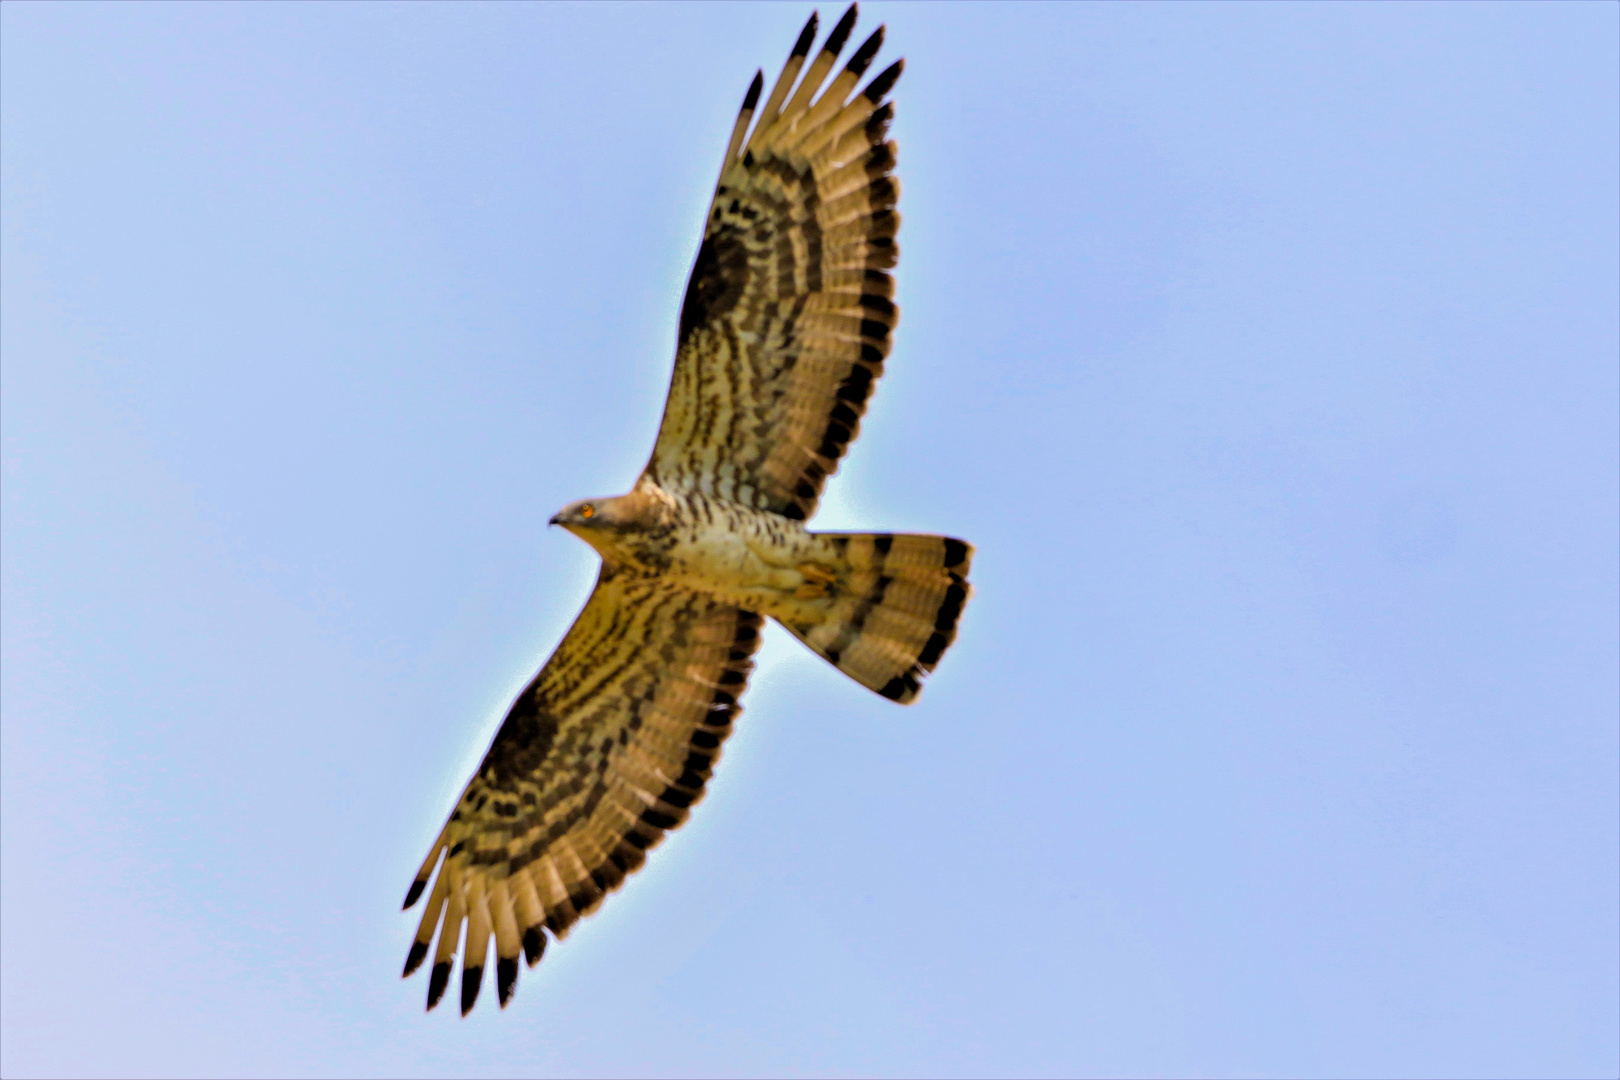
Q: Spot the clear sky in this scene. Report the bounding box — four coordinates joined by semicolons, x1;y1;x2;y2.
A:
3;3;1615;1077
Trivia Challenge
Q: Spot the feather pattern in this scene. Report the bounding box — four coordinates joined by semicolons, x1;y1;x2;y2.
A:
648;3;903;522
783;532;973;703
401;5;970;1017
403;568;762;1011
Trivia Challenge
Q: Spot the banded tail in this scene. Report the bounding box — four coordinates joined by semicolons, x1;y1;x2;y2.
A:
779;533;972;703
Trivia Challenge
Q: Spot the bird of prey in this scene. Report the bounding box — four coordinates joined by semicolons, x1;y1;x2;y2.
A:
402;5;972;1015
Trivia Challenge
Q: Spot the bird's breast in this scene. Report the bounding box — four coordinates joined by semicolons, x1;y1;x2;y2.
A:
639;497;823;617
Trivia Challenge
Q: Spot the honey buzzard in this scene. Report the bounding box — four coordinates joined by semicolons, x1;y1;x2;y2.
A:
402;4;973;1015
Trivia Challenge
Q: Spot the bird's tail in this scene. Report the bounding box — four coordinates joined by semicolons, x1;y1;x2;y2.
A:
777;533;972;704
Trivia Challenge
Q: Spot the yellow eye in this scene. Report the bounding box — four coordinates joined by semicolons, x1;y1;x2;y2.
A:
580;504;595;519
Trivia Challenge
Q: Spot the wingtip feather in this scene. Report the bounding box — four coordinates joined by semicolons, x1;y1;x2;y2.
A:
845;26;884;78
522;925;548;967
792;11;819;57
864;58;903;103
426;961;451;1011
497;957;519;1008
826;4;858;56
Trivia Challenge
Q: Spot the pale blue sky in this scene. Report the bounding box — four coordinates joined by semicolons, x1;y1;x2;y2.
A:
3;3;1615;1077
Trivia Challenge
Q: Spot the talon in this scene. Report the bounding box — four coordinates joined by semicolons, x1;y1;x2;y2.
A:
798;562;838;586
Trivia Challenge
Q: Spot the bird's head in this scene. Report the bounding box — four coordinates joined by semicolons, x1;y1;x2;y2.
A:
548;497;611;531
549;486;671;562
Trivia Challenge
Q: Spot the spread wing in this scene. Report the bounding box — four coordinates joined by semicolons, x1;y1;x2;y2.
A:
401;568;762;1014
645;4;903;521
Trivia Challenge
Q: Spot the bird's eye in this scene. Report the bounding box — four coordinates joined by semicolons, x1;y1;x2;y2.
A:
580;504;595;519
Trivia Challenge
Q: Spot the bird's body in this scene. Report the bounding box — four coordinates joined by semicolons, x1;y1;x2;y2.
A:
595;488;845;620
402;4;973;1016
553;482;820;600
557;481;971;700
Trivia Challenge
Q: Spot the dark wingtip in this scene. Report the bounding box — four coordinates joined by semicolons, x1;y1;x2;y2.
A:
878;672;918;702
460;965;483;1016
863;58;903;103
497;957;519;1008
402;879;426;910
403;941;429;978
792;11;818;57
825;4;858;56
845;26;884;77
865;100;894;141
427;962;451;1011
522;925;547;967
742;70;764;111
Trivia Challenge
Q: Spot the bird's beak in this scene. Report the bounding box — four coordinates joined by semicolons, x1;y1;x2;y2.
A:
548;513;562;527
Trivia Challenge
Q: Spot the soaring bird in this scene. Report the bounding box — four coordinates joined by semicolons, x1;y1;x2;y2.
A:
402;5;972;1015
